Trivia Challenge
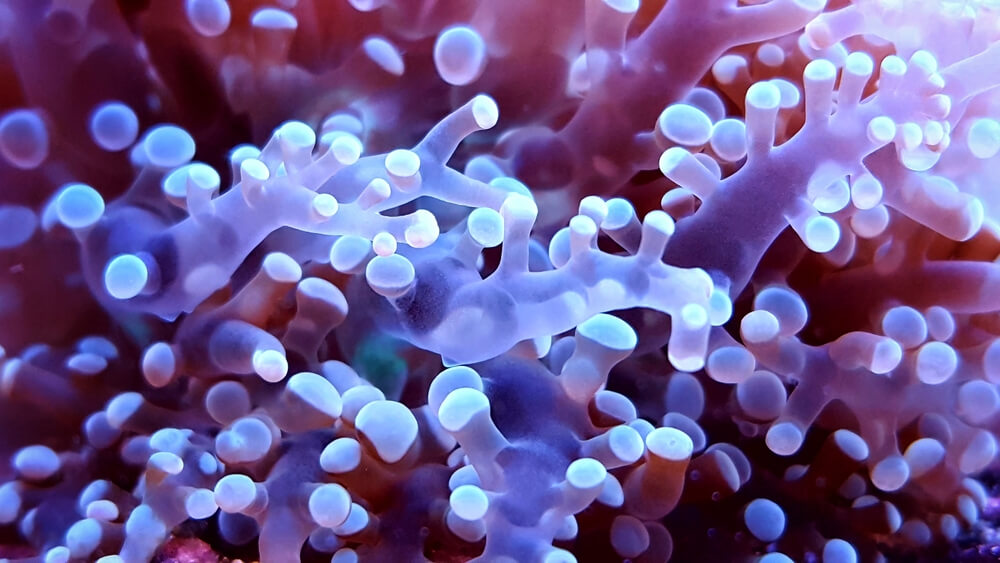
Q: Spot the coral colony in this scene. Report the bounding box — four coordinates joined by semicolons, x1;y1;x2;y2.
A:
4;0;1000;562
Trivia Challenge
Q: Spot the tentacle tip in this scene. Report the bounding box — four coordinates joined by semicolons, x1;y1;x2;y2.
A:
472;95;499;129
252;349;289;383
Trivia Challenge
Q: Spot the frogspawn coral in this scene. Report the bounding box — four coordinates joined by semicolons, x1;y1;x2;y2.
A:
0;0;999;561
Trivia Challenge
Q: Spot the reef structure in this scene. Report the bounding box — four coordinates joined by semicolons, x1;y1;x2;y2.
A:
0;0;1000;562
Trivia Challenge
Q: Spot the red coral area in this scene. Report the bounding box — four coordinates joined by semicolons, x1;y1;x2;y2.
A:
154;537;225;563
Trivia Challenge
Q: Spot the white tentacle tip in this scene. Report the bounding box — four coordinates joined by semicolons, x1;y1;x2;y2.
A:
471;95;499;129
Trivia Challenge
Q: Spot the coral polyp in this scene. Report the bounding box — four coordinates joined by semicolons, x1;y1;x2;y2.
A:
1;0;999;561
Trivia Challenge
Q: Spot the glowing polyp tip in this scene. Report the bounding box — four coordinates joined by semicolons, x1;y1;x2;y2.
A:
570;214;597;239
86;499;119;521
796;0;826;10
0;109;48;169
669;350;705;374
14;445;61;480
832;430;869;461
162;167;190;199
185;489;218;519
968;118;1000;159
429;366;483;415
804;216;840;253
851;174;882;210
312;193;339;218
365;254;416;297
214;474;255;513
713;55;747;85
309;484;351;528
65;518;103;557
251;7;297;30
963;198;985;241
241;158;269;182
744;498;786;542
252;349;288;382
658;147;689;176
609;426;644;463
450;484;489;520
845;51;874;76
909;50;937;75
867;116;897;145
766;422;803;456
646;427;693;461
277;121;316;150
680;303;709;331
871;338;902;374
56;183;104;229
142;342;176;388
468;207;504;247
709;289;733;326
363;36;405;76
746;81;781;111
434;26;487;86
501;193;538;223
405;210;440;248
89;102;139;152
188;163;220;192
185;0;231;37
329;235;373;273
144;125;196;168
916;341;957;384
543;548;577;563
658;104;712;146
804;59;837;82
106;392;143;428
348;0;386;12
438;387;490;432
229;145;260;175
149;451;184;475
330;135;362;164
566;458;607;489
216;417;273;463
385;149;420;177
372;232;397;257
46;545;72;562
471;95;499;129
578;195;607;224
644;209;675;237
602;198;634;230
603;0;639;14
104;254;148;300
577;314;637;352
823;539;857;563
287;372;342;418
805;20;833;50
321;438;362;474
262;252;302;283
871;456;910;492
880;55;907;78
359;177;391;209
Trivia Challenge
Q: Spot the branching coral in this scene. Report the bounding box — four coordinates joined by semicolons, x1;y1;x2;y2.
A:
0;0;999;562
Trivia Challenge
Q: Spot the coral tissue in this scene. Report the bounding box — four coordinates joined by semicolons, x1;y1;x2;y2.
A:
1;0;1000;561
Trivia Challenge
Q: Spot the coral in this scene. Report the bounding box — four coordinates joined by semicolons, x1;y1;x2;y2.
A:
0;0;999;561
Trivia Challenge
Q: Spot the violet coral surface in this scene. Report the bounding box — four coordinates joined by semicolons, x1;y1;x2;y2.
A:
1;0;1000;561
